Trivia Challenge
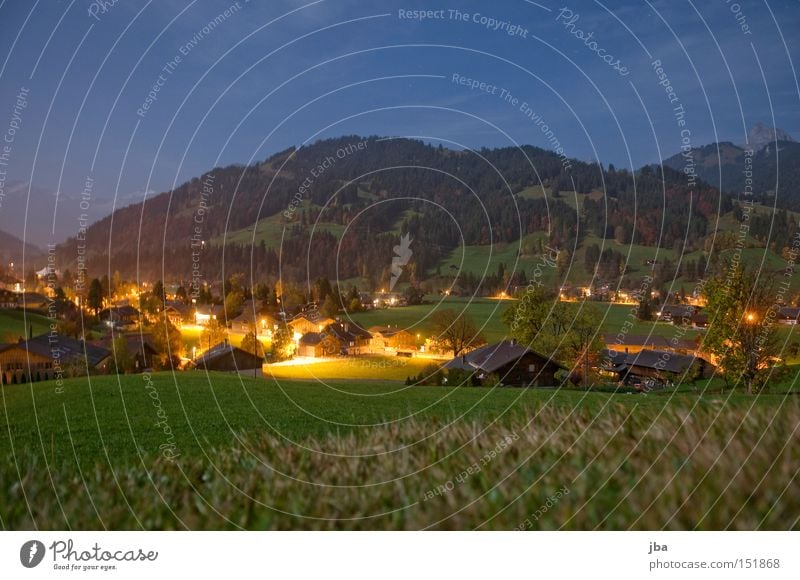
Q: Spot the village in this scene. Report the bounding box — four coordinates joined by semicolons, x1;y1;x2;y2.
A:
3;261;799;391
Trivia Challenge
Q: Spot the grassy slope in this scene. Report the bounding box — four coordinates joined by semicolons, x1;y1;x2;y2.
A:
349;297;513;343
1;372;798;529
0;310;51;342
265;355;439;381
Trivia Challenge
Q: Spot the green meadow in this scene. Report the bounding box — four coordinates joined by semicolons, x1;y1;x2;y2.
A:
1;372;798;530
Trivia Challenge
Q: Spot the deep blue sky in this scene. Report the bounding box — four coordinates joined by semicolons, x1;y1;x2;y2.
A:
0;0;798;241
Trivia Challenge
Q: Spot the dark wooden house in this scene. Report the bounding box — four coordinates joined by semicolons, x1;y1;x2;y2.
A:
444;340;565;387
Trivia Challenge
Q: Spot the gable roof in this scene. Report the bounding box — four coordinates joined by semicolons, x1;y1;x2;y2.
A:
326;321;371;341
0;333;112;367
368;325;412;338
657;304;699;317
601;348;712;374
192;342;260;366
445;340;565;373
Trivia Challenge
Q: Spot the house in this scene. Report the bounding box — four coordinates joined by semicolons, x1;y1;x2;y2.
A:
444;340;565;387
163;301;190;327
99;305;141;329
91;333;159;372
295;332;341;358
0;334;111;385
18;292;49;310
657;304;699;324
191;341;263;371
691;312;709;328
231;310;279;335
325;322;372;355
289;314;335;336
368;326;416;352
777;306;800;325
602;334;703;357
601;348;715;385
194;304;224;326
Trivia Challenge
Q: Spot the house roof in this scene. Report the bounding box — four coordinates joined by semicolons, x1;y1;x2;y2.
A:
0;333;112;367
445;340;565;373
368;325;411;337
601;348;712;375
289;315;335;328
99;305;140;320
658;304;699;317
326;321;371;341
777;306;800;319
192;342;260;366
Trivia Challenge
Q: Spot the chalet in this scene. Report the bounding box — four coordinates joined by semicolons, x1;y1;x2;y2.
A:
231;310;279;335
691;312;709;329
289;314;335;336
195;304;224;326
602;334;703;357
191;341;263;371
91;333;159;372
297;332;342;358
0;334;111;385
656;304;698;324
777;306;800;325
601;348;715;385
163;301;191;327
444;340;565;387
369;326;416;352
326;322;372;355
19;292;48;310
99;305;140;329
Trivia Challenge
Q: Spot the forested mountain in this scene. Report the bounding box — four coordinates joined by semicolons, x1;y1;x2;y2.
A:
663;124;800;210
0;229;44;270
56;135;732;290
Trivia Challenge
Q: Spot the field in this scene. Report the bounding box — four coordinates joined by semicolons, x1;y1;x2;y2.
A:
348;298;705;345
0;309;51;342
264;355;443;381
1;372;799;530
349;297;513;343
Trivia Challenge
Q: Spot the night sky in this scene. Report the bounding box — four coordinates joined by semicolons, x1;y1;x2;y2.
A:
0;0;798;244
